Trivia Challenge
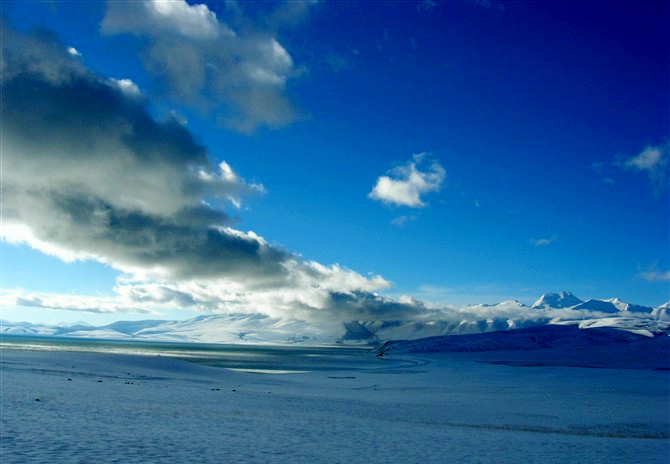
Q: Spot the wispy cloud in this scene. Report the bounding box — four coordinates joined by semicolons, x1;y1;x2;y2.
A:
529;235;558;247
619;142;669;194
391;215;417;227
639;270;670;282
101;0;314;132
468;0;505;10
416;0;437;13
2;291;151;315
471;0;492;8
369;153;445;208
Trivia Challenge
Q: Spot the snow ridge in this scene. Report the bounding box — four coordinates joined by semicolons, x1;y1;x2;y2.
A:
572;298;653;314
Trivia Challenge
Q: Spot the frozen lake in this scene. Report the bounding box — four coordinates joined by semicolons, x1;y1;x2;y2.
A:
0;335;383;373
1;336;668;463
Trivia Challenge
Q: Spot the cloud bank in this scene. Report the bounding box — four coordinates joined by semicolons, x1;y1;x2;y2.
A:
1;27;285;282
2;26;418;328
369;153;445;207
101;0;310;132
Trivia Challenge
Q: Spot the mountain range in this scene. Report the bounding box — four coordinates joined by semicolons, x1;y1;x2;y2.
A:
2;293;668;345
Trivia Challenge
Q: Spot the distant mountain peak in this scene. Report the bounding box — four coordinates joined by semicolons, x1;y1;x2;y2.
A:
573;298;653;314
531;292;582;309
472;299;528;308
499;299;527;306
1;294;659;344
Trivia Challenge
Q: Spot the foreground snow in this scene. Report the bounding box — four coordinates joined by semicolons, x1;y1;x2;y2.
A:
1;338;668;463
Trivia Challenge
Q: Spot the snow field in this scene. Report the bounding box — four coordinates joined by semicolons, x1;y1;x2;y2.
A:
1;349;668;463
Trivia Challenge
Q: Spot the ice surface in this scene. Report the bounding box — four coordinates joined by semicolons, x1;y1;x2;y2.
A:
1;336;668;463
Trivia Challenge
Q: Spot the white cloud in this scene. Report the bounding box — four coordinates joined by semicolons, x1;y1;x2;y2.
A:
1;290;151;314
102;0;224;40
639;270;670;282
66;46;81;56
147;0;222;39
111;260;394;321
2;257;396;321
620;143;669;193
1;28;280;283
369;153;445;208
625;146;664;170
101;0;310;132
1;26;404;326
391;215;417;227
109;78;141;97
529;235;558;247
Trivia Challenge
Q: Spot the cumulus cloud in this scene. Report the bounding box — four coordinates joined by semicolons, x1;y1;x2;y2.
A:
369;153;445;208
2;256;396;321
101;0;310;132
112;271;400;323
1;28;292;283
620;143;669;193
109;77;142;97
1;26;406;327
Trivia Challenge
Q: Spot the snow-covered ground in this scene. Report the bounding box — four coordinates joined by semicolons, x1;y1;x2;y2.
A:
1;335;668;463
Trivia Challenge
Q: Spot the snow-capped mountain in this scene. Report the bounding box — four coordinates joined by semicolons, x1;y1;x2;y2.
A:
1;314;328;345
131;313;328;344
0;320;58;336
1;293;664;345
531;292;583;309
339;315;542;344
652;302;670;321
572;298;653;314
469;300;529;309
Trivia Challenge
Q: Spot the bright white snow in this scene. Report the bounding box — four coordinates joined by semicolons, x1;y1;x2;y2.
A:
1;329;668;463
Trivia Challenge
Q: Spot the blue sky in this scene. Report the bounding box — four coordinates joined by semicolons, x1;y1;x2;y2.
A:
1;0;668;326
